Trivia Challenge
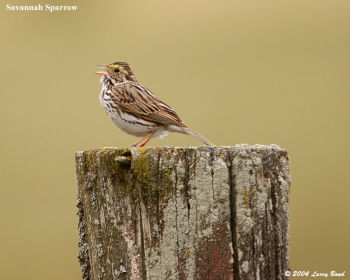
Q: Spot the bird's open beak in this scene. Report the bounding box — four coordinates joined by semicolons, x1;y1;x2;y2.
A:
96;65;108;76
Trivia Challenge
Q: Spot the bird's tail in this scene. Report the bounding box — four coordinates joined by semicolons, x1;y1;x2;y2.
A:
182;127;215;146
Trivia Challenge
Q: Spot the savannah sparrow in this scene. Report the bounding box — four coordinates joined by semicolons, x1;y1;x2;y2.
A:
96;61;214;147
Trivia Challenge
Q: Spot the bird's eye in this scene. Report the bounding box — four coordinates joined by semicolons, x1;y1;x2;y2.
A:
114;68;120;73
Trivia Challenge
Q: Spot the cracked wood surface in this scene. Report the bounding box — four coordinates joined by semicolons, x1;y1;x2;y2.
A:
75;145;291;280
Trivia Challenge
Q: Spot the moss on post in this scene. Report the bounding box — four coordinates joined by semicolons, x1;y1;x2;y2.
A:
75;145;291;280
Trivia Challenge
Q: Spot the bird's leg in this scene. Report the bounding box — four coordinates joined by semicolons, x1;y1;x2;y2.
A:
130;135;149;147
139;131;155;147
130;132;155;147
131;137;147;147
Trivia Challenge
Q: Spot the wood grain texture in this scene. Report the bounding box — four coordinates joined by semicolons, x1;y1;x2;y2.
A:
75;145;290;280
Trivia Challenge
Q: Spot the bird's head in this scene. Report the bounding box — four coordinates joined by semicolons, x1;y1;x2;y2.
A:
96;61;137;83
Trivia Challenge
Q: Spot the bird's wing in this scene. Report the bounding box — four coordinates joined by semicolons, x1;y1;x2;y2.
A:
111;82;185;127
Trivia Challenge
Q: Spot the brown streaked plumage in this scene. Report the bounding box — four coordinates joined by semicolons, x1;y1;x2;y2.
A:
97;61;214;147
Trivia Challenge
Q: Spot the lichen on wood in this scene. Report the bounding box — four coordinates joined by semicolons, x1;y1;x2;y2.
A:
75;145;291;280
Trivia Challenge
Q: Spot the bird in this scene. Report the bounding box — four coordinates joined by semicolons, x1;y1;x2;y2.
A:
96;61;214;147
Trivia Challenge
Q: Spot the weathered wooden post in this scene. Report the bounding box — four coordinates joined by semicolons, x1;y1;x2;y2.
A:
75;145;290;280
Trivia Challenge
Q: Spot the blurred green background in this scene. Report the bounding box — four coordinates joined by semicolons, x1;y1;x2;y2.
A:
1;0;349;279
